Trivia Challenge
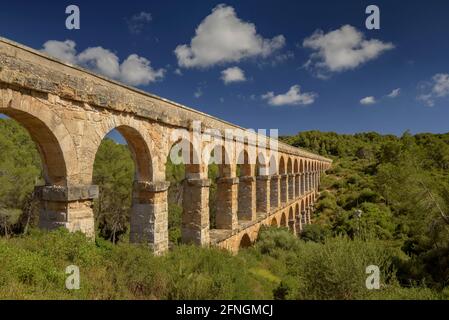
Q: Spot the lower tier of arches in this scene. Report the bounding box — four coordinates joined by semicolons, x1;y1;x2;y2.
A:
212;191;317;253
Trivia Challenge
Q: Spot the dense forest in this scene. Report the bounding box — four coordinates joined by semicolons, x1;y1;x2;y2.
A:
1;118;449;299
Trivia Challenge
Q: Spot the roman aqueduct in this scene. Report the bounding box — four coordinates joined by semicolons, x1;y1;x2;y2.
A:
0;37;331;254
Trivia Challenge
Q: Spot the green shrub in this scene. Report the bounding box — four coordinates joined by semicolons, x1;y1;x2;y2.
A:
300;224;331;243
292;237;399;300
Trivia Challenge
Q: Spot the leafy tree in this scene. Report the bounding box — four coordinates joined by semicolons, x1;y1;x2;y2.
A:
93;138;134;243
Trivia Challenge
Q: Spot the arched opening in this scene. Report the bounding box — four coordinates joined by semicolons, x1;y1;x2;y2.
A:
295;203;301;234
305;161;310;193
237;148;255;221
165;138;189;246
93;127;144;243
270;217;278;227
288;206;295;233
299;159;304;196
239;233;252;249
294;159;299;198
269;154;279;210
208;143;236;231
169;136;208;246
305;197;310;224
279;156;287;204
0;111;54;236
312;162;316;190
301;200;306;226
287;158;293;200
1;109;67;186
280;211;287;227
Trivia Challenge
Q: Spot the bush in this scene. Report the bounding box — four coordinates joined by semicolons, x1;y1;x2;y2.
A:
292;237;400;300
300;224;331;243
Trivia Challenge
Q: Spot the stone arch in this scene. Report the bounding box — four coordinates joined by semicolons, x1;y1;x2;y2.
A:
279;155;286;174
237;148;256;221
208;142;238;231
0;89;92;236
165;137;205;246
167;136;202;179
270;217;278;227
287;157;294;200
92;124;158;246
206;142;235;178
1;108;68;186
269;153;280;209
295;202;301;234
239;233;252;249
0;92;78;185
238;148;255;177
294;159;299;173
305;160;311;192
279;155;288;203
280;211;287;227
301;199;306;225
115;125;153;182
288;206;295;233
293;158;299;198
287;157;293;174
87;116;156;184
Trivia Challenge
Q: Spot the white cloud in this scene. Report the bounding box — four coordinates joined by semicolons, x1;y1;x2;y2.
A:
221;66;246;84
77;47;121;79
41;40;77;64
174;68;183;76
42;40;164;86
360;96;376;105
303;25;394;77
175;4;285;68
387;88;400;98
120;54;165;86
126;11;152;34
418;73;449;106
261;85;317;106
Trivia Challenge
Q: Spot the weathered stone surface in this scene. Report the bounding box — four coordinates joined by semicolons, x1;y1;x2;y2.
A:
256;176;271;214
270;175;281;210
216;177;239;230
237;176;256;221
0;36;333;254
35;185;99;202
182;178;210;246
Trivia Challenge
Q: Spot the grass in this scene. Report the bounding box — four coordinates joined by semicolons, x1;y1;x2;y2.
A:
0;227;445;300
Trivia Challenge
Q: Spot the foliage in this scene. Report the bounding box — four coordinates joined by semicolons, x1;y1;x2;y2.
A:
2;119;449;299
0;119;41;236
93;138;134;243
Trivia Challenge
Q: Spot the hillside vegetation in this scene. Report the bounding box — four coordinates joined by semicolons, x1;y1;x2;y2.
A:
1;118;449;299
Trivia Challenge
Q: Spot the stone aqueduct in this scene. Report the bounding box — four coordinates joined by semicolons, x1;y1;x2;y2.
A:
0;37;331;254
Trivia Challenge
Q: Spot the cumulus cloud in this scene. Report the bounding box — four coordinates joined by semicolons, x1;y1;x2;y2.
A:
42;40;164;86
120;54;165;86
221;66;246;84
387;88;401;98
418;73;449;107
175;4;285;68
360;96;376;105
126;11;152;34
261;85;317;106
303;25;394;77
77;47;121;79
41;40;77;64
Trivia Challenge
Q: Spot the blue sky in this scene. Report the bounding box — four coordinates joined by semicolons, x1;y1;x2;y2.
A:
1;0;449;136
